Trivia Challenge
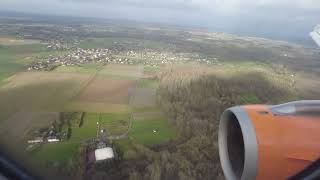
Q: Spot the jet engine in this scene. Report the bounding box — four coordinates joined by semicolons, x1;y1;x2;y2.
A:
219;100;320;180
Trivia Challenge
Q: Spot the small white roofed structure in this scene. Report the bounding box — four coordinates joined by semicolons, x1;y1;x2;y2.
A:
27;137;43;144
48;139;60;142
95;147;115;161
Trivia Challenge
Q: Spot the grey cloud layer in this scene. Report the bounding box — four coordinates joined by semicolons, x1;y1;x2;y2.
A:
1;0;319;46
3;0;320;12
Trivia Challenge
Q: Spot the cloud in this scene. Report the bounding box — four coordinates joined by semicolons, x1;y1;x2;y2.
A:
0;0;319;46
3;0;320;12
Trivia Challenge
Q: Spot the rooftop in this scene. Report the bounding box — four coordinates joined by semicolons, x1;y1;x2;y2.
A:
94;147;115;161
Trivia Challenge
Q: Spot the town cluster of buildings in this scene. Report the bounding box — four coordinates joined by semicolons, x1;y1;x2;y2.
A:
124;49;219;65
27;124;60;145
28;47;221;71
28;48;113;70
47;42;71;51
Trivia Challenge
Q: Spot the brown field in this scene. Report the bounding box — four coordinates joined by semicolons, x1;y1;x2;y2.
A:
2;72;91;90
99;64;143;78
64;102;129;113
0;112;59;141
133;112;164;120
76;76;135;104
0;72;91;121
130;88;156;107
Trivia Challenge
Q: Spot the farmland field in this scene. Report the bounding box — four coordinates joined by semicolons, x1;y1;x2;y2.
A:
130;87;156;107
130;111;177;145
54;64;101;74
75;76;135;104
129;116;177;146
32;141;79;165
0;42;46;84
1;62;174;172
99;64;144;79
0;72;90;121
64;102;130;113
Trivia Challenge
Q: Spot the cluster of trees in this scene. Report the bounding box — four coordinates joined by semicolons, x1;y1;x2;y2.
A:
77;68;293;180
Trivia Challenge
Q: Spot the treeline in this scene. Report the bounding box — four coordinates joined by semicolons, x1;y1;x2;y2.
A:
80;68;293;180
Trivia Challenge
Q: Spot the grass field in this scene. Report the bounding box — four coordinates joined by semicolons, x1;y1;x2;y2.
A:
143;65;161;73
137;78;158;89
99;113;130;136
71;113;99;140
32;142;79;165
129;116;178;146
112;113;178;159
239;94;262;104
0;43;46;84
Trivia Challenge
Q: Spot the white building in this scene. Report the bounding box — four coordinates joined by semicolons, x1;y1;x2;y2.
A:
27;137;43;144
47;137;60;143
95;147;115;161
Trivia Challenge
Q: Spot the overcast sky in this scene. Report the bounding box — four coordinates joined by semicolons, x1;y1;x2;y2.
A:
1;0;320;45
1;0;319;20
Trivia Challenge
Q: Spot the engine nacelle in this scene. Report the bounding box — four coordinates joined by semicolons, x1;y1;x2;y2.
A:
219;100;320;180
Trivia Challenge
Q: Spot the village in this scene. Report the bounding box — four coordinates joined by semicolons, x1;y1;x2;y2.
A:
28;46;221;71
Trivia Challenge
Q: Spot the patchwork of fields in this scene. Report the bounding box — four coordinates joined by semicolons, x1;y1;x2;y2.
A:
0;38;177;171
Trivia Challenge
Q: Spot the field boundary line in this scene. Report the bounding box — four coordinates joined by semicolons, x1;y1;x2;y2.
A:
68;65;103;102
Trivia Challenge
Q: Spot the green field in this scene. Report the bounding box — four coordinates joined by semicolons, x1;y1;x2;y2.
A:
31;142;79;165
71;113;99;140
143;65;161;73
129;117;178;146
99;113;130;135
70;113;130;140
239;94;262;104
112;114;178;160
0;43;46;84
137;78;159;89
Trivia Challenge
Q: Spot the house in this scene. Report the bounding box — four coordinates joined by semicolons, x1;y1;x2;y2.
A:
94;147;115;161
27;137;44;144
88;142;115;163
47;136;60;143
